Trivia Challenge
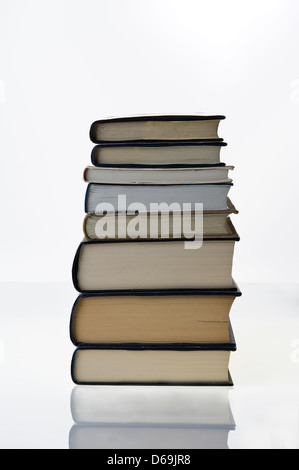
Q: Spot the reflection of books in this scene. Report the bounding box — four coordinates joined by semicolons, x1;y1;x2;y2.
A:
69;425;232;449
69;386;235;449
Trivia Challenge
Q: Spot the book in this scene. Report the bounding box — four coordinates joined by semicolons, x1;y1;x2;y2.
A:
71;339;236;386
69;386;235;449
83;198;238;240
70;288;241;346
83;165;234;185
91;141;227;167
84;183;233;214
72;238;239;292
89;114;226;143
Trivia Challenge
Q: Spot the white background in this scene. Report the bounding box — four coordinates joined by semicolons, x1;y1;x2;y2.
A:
1;1;299;450
0;0;298;284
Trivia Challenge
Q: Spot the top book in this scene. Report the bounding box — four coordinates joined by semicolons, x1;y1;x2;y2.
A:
90;114;226;143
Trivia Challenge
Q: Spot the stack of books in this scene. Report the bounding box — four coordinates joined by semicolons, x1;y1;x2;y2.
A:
70;114;241;386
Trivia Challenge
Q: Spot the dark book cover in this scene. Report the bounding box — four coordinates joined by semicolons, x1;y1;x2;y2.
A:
90;141;227;168
71;338;236;386
90;114;226;143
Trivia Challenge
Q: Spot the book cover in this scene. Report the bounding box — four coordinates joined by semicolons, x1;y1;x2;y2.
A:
72;238;239;293
90;114;226;143
90;140;227;168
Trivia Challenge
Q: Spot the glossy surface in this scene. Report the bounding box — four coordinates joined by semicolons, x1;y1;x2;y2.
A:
0;282;298;449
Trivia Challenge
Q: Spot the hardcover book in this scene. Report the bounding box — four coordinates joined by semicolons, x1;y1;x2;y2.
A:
70;287;241;346
84;182;233;213
82;198;238;240
83;165;233;185
91;141;227;168
72;238;239;292
89;114;226;143
71;337;236;386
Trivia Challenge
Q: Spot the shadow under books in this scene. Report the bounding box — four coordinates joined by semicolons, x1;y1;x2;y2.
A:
69;385;235;449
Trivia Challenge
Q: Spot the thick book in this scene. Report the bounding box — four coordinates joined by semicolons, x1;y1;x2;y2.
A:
90;141;227;168
71;335;236;386
70;287;241;347
83;198;238;240
72;238;239;293
84;183;233;214
69;386;235;449
89;114;226;143
83;165;234;185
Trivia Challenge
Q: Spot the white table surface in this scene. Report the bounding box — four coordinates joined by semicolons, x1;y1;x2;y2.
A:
0;281;298;449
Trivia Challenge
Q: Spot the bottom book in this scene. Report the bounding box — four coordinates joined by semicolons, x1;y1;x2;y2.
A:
71;340;236;385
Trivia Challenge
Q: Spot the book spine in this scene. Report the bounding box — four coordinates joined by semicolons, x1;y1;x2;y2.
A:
82;214;90;239
84;184;90;213
69;295;83;345
90;146;97;166
72;243;83;292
